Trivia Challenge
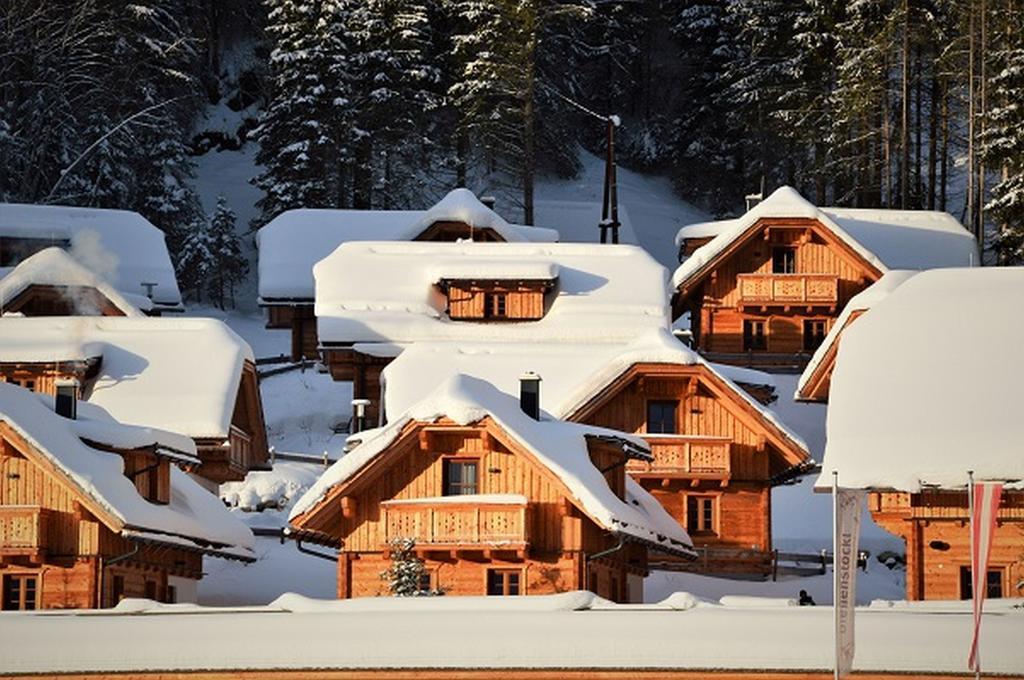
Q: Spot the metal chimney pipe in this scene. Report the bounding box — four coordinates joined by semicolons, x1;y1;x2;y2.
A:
519;373;541;420
351;399;371;434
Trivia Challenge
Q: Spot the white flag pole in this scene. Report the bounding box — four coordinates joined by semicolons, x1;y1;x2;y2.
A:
968;470;979;680
833;469;840;680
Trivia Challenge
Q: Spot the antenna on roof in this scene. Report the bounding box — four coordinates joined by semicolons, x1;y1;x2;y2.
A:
745;193;764;211
480;196;496;211
140;282;157;300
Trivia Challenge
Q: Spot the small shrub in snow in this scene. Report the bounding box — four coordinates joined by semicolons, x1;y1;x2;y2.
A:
380;537;442;597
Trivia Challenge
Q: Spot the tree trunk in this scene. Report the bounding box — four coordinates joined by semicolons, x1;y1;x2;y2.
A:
914;44;922;208
353;137;373;209
522;16;537;226
927;71;938;209
978;0;987;256
940;78;949;211
900;0;910;208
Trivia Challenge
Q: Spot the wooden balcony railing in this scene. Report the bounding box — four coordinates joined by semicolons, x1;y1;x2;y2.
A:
381;497;530;548
0;506;50;556
627;436;732;479
737;273;839;306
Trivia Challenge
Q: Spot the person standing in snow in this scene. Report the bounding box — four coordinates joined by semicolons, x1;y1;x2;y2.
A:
798;589;816;606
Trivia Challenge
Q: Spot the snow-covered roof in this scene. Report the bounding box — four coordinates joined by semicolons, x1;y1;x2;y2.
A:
379;330;806;460
671;187;978;290
291;375;695;556
795;270;919;401
256;190;558;302
2;592;1021;675
0;317;254;440
315;242;670;345
431;259;559;282
0;383;254;560
0;203;182;309
0;247;147;316
817;267;1024;491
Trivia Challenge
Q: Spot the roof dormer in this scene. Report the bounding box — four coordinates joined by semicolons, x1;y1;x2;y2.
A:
434;261;558;322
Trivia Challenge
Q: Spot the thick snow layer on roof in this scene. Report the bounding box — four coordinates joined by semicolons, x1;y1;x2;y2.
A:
0;203;182;308
0;317;253;439
256;191;558;301
291;375;694;555
671;186;977;289
315;242;670;345
0;247;145;316
379;330;806;453
0;383;253;559
818;268;1024;491
431;259;559;282
796;270;919;399
67;398;198;462
2;594;1021;674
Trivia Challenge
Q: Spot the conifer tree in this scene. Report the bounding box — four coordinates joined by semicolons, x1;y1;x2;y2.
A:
206;196;249;309
380;537;438;596
176;218;215;304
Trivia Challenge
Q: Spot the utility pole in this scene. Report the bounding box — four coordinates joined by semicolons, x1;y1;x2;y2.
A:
600;115;621;244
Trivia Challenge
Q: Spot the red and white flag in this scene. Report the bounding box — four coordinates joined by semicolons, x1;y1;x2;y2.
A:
968;481;1004;673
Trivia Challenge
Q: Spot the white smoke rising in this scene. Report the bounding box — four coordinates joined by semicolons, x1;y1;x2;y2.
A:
66;229;120;316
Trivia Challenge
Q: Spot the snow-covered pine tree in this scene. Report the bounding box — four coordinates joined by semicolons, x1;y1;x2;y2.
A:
176;218;215;303
252;0;355;226
380;537;437;596
206;196;249;308
982;2;1024;264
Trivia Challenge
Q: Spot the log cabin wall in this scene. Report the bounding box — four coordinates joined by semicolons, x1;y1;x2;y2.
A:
0;424;203;610
413;221;505;242
4;285;126;317
0;364;92;397
324;349;392;425
265;305;295;329
680;218;879;366
870;491;1024;601
446;283;547;321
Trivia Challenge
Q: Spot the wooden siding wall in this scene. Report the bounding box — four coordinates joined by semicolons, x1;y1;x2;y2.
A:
265;305;295;329
643;481;770;554
324;349;392;424
447;284;546;320
6;285;126;317
870;491;1024;601
289;305;318;360
0;368;83;397
685;221;876;357
583;375;771;482
338;426;613;557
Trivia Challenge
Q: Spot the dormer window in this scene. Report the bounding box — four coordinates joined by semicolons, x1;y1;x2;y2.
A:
441;280;552;322
123;452;170;504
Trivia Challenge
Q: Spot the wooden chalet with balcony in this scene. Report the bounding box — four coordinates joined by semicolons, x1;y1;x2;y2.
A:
0;203;184;313
0;248;149;318
257;189;558;360
817;267;1024;600
289;375;695;602
378;329;812;577
0;317;269;485
671;186;976;369
314;242;669;427
0;382;254;610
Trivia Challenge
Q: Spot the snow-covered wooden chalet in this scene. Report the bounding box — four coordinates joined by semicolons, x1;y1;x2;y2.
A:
289;375;695;602
257;189;559;360
379;329;811;576
0;317;269;485
0;203;183;314
671;186;977;368
0;247;149;317
313;242;669;424
817;268;1024;600
0;382;254;610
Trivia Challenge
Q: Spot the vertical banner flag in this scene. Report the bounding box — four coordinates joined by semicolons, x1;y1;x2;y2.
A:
833;477;864;680
968;481;1004;674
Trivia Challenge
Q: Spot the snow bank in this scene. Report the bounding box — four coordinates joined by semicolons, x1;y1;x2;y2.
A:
0;247;145;316
291;375;695;556
818;267;1024;491
0;316;254;440
671;186;977;289
271;589;602;613
2;591;1021;674
315;241;670;346
0;203;182;309
256;190;558;301
0;383;254;560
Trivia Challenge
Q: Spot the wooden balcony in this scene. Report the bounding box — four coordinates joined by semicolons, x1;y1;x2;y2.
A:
381;497;530;552
0;506;50;557
628;436;732;481
737;273;839;308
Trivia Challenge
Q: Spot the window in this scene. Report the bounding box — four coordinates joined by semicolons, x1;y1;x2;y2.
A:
442;459;478;496
112;575;125;604
646;401;678;435
803;320;827;351
959;566;1004;600
2;574;37;610
743;320;767;351
418;572;433;593
772;246;796;274
484;292;507;319
686;496;717;535
166;585;177;604
487;569;521;596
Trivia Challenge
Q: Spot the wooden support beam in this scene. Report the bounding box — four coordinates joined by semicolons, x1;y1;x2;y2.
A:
340;496;357;519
